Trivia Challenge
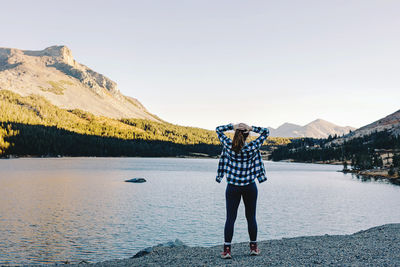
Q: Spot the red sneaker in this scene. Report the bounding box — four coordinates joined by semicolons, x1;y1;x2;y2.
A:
250;242;260;256
221;245;232;259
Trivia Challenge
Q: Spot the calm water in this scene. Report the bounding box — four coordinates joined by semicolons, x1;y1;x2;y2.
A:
0;158;399;265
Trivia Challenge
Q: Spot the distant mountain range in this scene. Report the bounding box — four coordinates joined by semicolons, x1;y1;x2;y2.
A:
0;45;161;121
270;109;400;165
268;119;355;138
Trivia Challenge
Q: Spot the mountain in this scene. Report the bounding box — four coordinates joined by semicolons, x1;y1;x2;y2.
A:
268;123;302;137
268;119;355;138
330;109;400;145
0;45;161;121
350;109;400;137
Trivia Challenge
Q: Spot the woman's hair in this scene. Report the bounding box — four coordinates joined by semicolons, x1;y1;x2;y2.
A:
232;129;249;154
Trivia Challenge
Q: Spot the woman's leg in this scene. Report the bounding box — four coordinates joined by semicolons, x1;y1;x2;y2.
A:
224;184;241;243
242;182;258;242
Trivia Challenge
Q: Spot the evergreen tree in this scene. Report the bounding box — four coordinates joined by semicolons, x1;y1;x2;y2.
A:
388;165;395;176
372;153;383;168
342;161;348;171
392;153;400;167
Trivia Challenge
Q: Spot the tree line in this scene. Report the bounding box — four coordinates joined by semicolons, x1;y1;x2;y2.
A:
270;130;400;172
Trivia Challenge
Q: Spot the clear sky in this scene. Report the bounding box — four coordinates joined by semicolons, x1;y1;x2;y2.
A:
1;0;399;130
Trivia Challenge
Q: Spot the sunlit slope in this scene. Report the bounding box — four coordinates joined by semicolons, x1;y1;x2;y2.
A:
0;90;219;142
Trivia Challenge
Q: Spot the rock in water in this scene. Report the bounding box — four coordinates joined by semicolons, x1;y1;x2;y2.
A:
125;178;146;183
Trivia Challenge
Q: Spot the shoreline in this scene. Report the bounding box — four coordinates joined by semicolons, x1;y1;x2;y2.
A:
40;223;400;267
0;154;219;160
277;159;400;184
340;168;400;185
277;159;345;165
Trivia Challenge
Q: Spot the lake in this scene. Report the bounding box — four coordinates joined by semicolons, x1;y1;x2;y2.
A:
0;158;399;265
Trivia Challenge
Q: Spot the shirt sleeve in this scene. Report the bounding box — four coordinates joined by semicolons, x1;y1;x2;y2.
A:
256;151;268;183
248;126;270;150
216;150;228;183
215;123;234;148
257;174;267;183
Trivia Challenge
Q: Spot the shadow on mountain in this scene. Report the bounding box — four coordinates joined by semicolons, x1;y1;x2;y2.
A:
1;122;221;158
0;62;23;71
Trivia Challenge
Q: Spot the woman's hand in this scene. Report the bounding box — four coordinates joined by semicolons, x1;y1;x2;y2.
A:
234;123;252;132
233;123;246;131
241;123;252;133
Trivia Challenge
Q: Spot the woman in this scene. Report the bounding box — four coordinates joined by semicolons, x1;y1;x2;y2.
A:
215;122;269;259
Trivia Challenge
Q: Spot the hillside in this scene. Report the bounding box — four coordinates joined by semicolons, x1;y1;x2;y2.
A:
0;90;287;157
268;119;355;138
0;90;221;157
0;45;161;121
331;109;400;145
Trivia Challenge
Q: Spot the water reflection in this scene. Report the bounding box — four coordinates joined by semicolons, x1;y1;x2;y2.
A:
0;158;399;265
350;173;400;185
0;168;124;264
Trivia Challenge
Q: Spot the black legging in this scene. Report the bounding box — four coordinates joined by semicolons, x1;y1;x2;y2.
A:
224;182;258;243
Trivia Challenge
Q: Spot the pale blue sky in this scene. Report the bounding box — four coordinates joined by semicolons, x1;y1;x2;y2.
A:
1;0;400;129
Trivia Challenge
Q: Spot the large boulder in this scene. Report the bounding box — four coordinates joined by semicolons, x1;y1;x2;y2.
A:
131;239;186;259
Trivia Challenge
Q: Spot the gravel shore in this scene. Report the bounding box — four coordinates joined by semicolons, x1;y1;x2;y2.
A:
70;223;400;267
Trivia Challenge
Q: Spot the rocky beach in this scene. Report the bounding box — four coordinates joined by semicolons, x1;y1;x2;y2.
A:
42;223;400;267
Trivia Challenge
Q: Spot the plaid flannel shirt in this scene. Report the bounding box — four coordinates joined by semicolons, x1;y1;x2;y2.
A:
216;123;269;186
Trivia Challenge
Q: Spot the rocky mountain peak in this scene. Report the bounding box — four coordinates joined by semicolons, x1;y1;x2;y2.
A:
280;122;301;128
0;45;161;122
0;45;119;95
28;45;118;95
40;45;75;65
9;45;75;66
305;119;336;128
310;118;327;123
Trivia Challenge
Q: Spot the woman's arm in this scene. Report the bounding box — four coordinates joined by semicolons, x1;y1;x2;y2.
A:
215;123;234;148
248;126;270;149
